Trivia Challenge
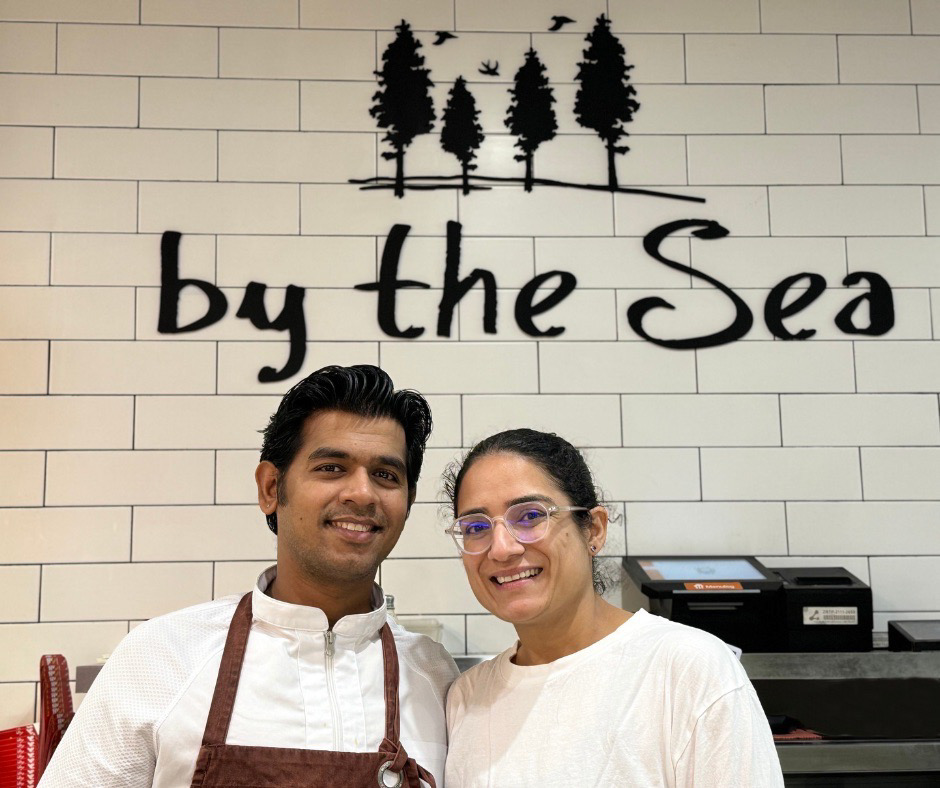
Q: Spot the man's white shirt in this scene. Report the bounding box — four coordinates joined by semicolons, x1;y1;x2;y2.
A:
40;566;457;787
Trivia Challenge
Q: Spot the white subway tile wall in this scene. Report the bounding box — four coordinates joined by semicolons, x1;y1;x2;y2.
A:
838;36;940;84
0;566;40;623
0;74;138;126
141;1;295;28
0;127;53;178
608;1;760;34
0;341;48;393
0;22;56;72
0;234;50;286
927;188;940;234
131;505;276;562
0;181;138;233
58;24;218;77
56;128;218;182
686;34;839;84
923;87;940;132
1;507;131;564
760;0;912;34
1;1;939;721
765;85;920;134
912;0;940;34
212;560;273;598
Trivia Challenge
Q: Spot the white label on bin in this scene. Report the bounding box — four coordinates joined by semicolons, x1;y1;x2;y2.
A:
803;606;858;626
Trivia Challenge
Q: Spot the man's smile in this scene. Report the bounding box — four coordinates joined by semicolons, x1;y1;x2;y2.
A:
328;515;382;530
333;521;376;533
325;516;385;543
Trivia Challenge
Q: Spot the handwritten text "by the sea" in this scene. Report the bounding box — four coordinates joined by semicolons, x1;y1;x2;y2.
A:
158;221;894;382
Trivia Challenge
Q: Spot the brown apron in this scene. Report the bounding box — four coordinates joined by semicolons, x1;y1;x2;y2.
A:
190;593;437;787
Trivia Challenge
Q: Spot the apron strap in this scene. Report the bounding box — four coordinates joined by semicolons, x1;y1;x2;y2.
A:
378;622;410;771
380;623;401;742
378;625;438;786
201;592;254;747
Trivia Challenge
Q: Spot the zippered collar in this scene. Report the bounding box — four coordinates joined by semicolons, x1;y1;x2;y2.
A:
251;565;388;645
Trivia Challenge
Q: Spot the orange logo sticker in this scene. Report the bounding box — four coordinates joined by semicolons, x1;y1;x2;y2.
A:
683;582;744;591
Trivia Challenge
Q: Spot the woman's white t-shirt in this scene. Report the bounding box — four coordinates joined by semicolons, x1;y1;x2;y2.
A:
445;609;784;787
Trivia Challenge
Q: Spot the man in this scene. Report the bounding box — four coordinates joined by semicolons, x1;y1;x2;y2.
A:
40;365;457;787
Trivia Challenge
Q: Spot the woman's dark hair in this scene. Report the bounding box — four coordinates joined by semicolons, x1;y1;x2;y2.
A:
442;428;611;594
260;365;432;534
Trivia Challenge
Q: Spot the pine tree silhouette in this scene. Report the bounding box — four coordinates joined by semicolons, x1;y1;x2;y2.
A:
574;15;639;190
370;20;435;198
506;48;557;192
440;76;485;195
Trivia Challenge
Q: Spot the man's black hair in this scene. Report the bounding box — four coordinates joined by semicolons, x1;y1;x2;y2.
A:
260;365;432;533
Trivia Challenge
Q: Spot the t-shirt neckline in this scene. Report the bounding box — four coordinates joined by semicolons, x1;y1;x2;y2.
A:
498;608;649;683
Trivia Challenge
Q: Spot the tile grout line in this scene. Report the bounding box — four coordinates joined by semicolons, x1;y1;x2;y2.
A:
619;392;625;447
37;564;43;626
858;445;866;503
42;451;49;507
696;446;702;502
129;505;135;562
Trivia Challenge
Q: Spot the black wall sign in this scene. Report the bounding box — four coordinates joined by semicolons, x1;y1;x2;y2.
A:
158;223;895;382
355;15;693;202
156;14;896;381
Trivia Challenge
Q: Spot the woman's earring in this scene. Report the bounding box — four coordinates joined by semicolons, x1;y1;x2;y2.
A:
590;545;597;553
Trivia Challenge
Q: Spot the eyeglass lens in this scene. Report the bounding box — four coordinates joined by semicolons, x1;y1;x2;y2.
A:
454;501;551;552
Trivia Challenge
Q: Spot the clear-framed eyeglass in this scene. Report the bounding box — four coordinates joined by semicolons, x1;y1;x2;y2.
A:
445;500;590;555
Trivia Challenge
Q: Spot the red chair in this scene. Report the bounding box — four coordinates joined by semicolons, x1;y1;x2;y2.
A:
0;724;37;788
36;655;74;780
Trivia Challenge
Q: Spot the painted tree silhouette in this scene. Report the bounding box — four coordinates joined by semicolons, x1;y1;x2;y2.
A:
440;76;484;195
370;20;435;198
574;15;640;190
505;48;557;192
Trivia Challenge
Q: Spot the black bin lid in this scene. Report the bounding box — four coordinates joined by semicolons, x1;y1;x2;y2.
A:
773;566;869;590
889;620;940;651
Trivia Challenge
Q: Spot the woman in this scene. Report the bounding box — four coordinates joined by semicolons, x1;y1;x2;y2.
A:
442;428;783;787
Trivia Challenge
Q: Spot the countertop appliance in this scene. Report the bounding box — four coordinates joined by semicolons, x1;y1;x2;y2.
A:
623;557;875;653
772;566;873;652
622;556;783;652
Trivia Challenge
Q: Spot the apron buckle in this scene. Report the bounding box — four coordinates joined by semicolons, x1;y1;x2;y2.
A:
378;760;403;787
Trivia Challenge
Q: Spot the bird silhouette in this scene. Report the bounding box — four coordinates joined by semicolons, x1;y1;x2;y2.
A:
479;60;499;76
433;31;457;45
548;15;575;31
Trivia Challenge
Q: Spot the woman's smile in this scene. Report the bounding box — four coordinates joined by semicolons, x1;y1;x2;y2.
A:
491;567;543;588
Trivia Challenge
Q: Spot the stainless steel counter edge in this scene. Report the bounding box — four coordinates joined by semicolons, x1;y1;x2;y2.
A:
776;740;940;774
741;651;940;680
